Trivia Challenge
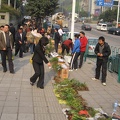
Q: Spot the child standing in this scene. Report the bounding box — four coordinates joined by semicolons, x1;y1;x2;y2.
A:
70;34;81;71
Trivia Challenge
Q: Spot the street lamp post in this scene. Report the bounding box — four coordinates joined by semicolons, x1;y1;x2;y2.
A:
116;0;120;28
71;0;76;40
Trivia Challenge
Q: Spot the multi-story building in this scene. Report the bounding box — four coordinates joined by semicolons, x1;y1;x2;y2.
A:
80;0;119;17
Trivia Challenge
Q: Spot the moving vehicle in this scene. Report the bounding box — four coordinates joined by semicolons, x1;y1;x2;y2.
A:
108;27;120;35
81;24;92;31
96;23;112;31
86;38;98;56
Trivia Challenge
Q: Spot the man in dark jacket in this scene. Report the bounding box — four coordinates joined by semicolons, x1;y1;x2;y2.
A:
0;25;14;73
30;37;51;89
15;28;26;58
9;23;16;48
54;28;60;53
92;36;111;86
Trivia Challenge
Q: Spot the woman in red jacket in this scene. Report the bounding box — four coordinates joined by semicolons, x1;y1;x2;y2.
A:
79;31;88;68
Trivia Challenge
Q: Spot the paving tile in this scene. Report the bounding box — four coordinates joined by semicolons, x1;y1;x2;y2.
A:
0;107;3;115
20;92;32;97
46;96;58;101
50;114;66;120
48;106;63;113
1;114;17;120
19;107;33;114
8;88;20;92
33;97;46;102
0;87;9;92
33;102;47;107
2;107;18;114
20;96;32;101
6;96;19;101
0;101;5;107
0;96;7;101
35;114;51;120
34;107;48;114
4;101;18;107
19;102;33;107
18;114;34;120
0;91;8;96
8;91;20;97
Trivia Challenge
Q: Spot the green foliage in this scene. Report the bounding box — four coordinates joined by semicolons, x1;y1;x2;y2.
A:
26;0;59;18
79;10;88;17
99;8;118;22
45;40;54;54
58;78;89;91
0;4;20;17
50;57;62;72
2;0;21;9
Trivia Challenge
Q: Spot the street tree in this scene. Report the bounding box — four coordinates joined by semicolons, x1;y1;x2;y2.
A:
99;8;118;22
26;0;59;23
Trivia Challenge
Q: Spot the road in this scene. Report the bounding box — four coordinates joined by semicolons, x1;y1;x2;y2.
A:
73;23;120;47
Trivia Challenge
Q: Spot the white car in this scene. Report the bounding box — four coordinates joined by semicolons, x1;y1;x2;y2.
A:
62;32;79;42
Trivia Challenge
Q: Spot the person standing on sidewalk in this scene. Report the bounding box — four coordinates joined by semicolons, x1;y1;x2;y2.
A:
54;28;60;53
15;28;27;58
92;36;111;86
30;37;51;89
0;25;14;73
58;27;64;43
70;34;81;71
79;31;88;68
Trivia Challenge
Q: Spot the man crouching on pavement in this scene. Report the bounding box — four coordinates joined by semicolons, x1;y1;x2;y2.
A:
92;36;111;86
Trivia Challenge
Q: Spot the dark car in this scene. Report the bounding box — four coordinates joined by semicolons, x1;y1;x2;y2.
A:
62;27;69;33
52;24;60;29
81;24;92;31
108;28;120;35
47;21;51;27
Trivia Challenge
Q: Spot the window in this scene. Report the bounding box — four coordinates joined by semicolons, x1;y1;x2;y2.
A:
1;15;5;20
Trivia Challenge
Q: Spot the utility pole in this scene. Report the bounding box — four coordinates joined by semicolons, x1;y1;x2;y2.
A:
8;0;10;6
116;0;120;28
14;0;16;9
71;0;76;40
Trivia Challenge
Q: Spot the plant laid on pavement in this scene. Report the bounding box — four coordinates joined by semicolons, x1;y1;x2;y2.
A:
54;78;98;119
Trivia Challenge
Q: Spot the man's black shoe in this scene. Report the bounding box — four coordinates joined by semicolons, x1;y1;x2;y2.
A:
10;71;15;74
3;70;7;72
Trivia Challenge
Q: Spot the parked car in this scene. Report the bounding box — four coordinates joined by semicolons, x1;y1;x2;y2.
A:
108;27;120;35
62;32;79;42
96;23;112;31
62;27;69;33
86;37;98;55
46;21;51;27
52;24;60;29
81;24;92;31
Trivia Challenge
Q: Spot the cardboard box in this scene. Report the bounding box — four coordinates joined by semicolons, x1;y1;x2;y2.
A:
58;62;65;65
58;48;62;54
58;44;61;49
51;40;55;45
60;68;69;79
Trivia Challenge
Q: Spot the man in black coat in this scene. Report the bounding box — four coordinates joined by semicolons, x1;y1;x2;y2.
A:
54;28;60;53
9;23;16;47
15;28;27;58
30;37;51;89
92;36;111;86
